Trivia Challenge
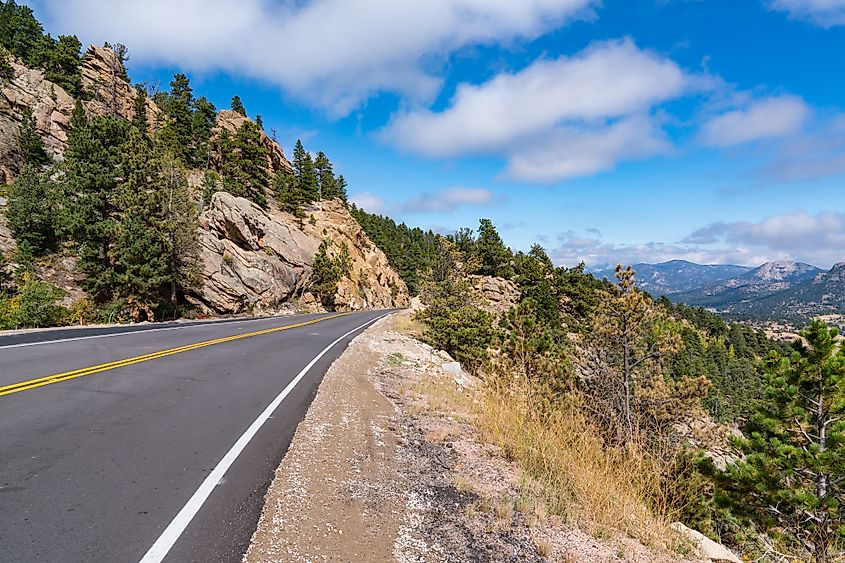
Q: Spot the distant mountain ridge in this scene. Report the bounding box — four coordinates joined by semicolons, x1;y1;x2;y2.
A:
590;259;844;325
590;260;751;295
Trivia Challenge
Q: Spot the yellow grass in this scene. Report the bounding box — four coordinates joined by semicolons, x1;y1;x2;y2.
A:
474;386;675;548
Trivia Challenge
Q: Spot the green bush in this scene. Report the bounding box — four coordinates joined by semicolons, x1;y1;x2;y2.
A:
417;304;496;374
0;272;67;329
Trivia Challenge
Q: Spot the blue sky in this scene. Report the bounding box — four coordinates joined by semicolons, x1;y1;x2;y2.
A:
25;0;845;268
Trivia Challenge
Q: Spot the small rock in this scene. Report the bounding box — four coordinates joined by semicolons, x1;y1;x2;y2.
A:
670;522;742;563
0;196;6;206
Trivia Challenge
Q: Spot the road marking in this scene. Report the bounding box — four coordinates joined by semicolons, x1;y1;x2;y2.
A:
0;313;354;397
139;312;390;563
0;315;292;350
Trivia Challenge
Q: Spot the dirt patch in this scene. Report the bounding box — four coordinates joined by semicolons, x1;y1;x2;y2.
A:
244;312;690;562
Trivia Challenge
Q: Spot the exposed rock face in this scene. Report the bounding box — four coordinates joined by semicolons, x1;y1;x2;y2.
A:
0;46;160;184
212;110;292;177
80;45;161;130
192;193;409;314
469;275;520;314
0;194;13;253
670;522;742;563
0;58;75;182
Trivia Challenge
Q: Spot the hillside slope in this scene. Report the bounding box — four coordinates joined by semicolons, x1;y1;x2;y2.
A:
0;45;408;314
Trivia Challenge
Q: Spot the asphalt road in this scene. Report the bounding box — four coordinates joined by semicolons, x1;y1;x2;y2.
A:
0;310;391;563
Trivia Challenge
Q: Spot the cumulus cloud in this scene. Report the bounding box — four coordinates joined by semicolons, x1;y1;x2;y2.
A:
381;39;704;182
699;96;810;147
547;211;845;269
769;0;845;27
350;186;495;215
37;0;596;115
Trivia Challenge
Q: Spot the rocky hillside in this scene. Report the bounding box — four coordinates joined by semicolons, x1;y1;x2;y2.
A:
591;260;751;296
0;45;408;314
194;193;408;313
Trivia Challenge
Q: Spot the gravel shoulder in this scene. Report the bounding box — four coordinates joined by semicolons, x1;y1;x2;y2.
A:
244;311;685;562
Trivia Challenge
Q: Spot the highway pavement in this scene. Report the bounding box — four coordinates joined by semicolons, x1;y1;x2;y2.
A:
0;310;391;562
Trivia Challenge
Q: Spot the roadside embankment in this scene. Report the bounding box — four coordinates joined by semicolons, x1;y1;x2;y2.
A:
244;311;722;562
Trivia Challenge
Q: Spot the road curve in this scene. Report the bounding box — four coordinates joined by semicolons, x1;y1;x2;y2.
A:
0;310;391;563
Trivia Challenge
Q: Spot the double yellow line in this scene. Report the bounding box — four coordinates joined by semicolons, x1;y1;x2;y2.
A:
0;313;352;398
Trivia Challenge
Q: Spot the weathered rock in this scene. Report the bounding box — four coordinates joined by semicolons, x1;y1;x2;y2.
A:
190;193;409;314
470;275;520;314
80;45;161;130
670;522;742;563
0;58;75;182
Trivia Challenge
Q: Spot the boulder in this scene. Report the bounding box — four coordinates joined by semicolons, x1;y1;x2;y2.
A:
190;193;409;314
670;522;742;563
470;275;520;314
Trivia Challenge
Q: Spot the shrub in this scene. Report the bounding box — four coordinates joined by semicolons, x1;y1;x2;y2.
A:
0;272;66;329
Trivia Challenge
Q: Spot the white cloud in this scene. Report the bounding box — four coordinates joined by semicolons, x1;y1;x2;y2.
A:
699;95;810;147
769;0;845;27
505;115;671;181
350;186;495;215
547;210;845;269
382;39;692;157
398;187;495;214
349;192;385;213
39;0;596;115
380;39;705;182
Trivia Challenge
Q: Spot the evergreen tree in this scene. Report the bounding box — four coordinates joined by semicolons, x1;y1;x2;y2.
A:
0;45;13;80
292;139;317;202
218;121;269;207
160;153;201;313
44;34;82;96
191;96;217;167
131;84;148;132
7;164;57;255
255;114;263;130
159;73;194;164
18;106;50;166
716;320;845;562
335;174;348;202
273;165;303;216
112;128;169;321
587;266;708;445
61;115;130;302
314;151;338;200
230;95;246;116
476;218;513;278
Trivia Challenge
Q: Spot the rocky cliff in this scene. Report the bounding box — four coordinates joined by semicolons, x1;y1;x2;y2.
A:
193;192;408;313
0;45;409;314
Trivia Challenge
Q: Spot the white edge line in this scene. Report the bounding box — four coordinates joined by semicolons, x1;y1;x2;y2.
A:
0;315;304;350
138;312;390;563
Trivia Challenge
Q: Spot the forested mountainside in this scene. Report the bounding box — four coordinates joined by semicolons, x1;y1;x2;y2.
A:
0;0;407;328
591;260;751;295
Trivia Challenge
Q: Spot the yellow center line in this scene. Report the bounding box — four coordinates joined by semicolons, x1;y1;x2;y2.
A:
0;313;354;398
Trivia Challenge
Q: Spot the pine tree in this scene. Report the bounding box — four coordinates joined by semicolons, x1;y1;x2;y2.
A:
44;34;82;97
314;151;338;200
18;106;50;166
335;174;348;203
230;95;246;116
191;96;217;167
7;164;57;255
476;218;513;278
273;165;303;216
159;73;193;164
716;320;845;562
112;127;169;321
0;45;13;80
131;84;148;132
255;114;263;130
292;139;317;202
160;153;200;312
61;115;130;302
587;265;708;445
218;121;269;207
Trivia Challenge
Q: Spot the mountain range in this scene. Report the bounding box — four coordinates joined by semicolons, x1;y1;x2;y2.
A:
591;260;845;325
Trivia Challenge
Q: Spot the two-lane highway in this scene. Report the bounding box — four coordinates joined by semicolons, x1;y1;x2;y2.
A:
0;310;390;562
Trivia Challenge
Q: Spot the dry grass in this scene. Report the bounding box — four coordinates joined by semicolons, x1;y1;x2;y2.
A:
393;313;425;337
474;386;676;549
